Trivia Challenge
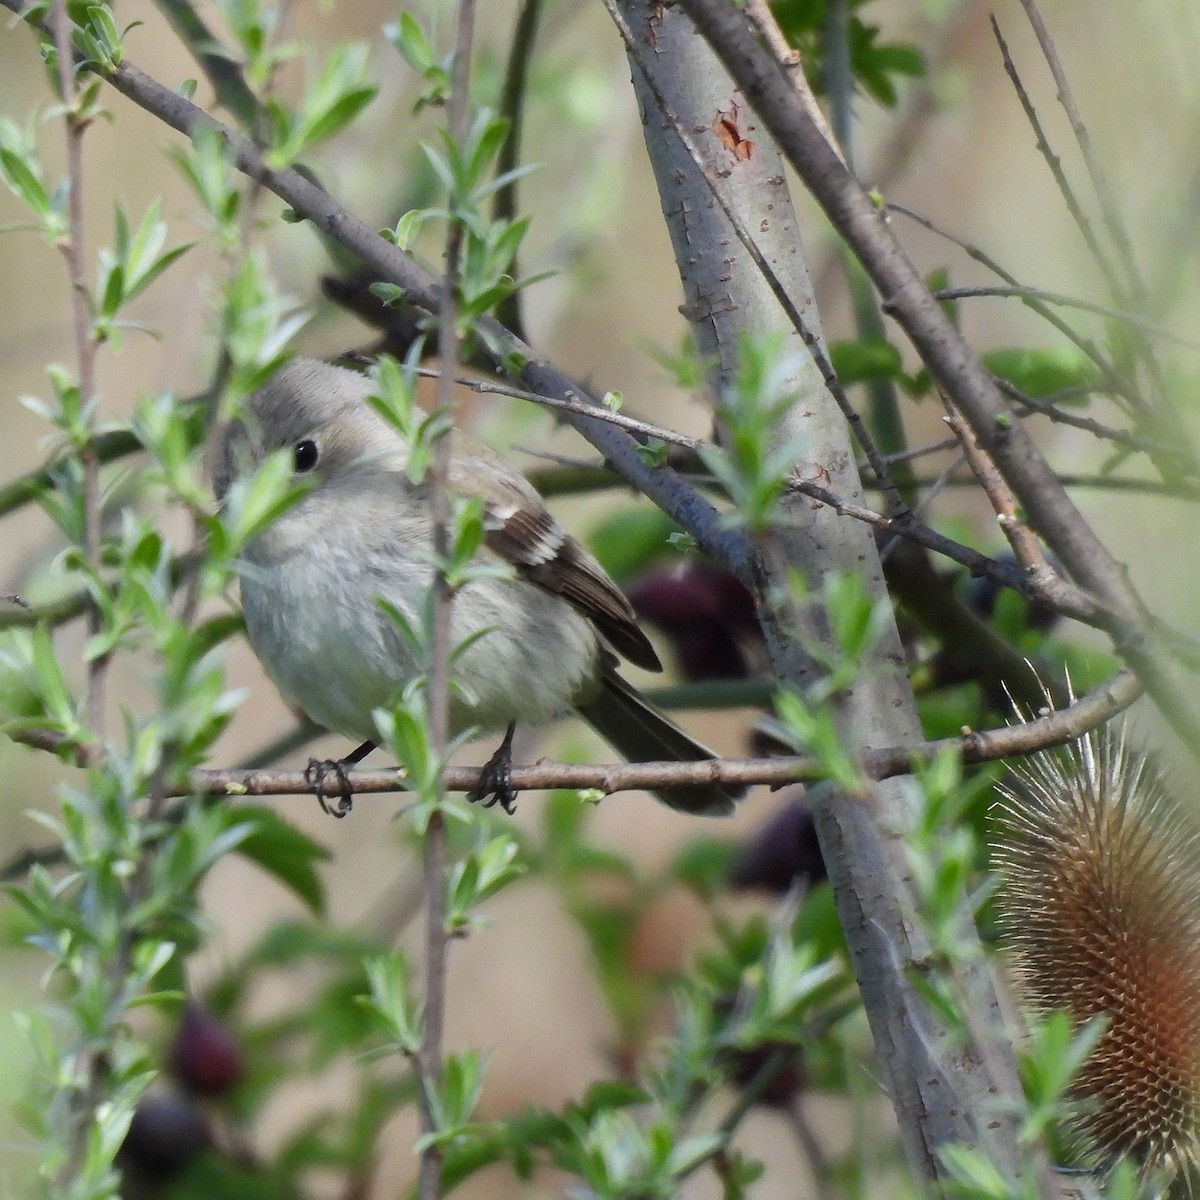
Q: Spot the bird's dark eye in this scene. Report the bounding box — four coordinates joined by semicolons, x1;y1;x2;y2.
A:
293;439;320;473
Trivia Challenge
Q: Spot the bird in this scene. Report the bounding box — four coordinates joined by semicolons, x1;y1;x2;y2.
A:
212;356;745;818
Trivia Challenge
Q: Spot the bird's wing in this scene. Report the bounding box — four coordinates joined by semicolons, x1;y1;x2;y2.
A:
448;450;662;672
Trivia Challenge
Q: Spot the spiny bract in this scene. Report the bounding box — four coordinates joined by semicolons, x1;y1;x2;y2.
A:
994;722;1200;1179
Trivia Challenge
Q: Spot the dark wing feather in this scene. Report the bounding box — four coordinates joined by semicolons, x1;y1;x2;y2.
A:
451;451;662;672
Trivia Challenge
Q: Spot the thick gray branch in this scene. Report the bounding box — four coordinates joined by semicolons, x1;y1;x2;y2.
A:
615;2;1040;1185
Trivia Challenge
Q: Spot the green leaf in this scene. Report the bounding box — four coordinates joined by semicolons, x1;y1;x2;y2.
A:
586;506;679;580
983;346;1100;401
360;953;421;1053
390;208;427;250
233;806;330;914
574;1079;649;1118
388;12;435;75
829;336;903;386
299;84;377;150
0;145;52;221
263;44;378;168
30;623;78;730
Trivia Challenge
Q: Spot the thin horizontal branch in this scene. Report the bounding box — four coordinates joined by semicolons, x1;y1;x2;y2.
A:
172;666;1149;795
932;285;1200;351
785;475;1107;626
1;668;1142;807
994;378;1194;467
870;473;1200;502
0;427;144;519
407;365;705;451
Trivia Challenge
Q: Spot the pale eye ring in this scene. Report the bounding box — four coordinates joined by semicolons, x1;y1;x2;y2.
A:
293;438;320;473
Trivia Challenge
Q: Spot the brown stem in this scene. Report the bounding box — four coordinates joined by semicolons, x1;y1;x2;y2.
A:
941;402;1050;579
417;6;477;1198
50;0;105;737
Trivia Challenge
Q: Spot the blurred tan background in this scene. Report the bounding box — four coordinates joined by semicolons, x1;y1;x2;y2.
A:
1;1;1199;1195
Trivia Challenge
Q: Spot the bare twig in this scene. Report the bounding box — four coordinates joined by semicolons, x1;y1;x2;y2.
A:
743;0;841;158
995;378;1197;467
988;17;1124;310
784;474;1105;627
886;201;1126;397
784;1099;835;1198
3;668;1143;805
409;365;705;451
492;0;544;338
1016;0;1141;304
1002;1;1190;463
942;402;1050;579
873;473;1200;503
189;672;1152;792
931;285;1200;352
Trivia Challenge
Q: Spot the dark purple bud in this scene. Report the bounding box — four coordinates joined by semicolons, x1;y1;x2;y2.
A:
728;801;826;894
713;995;807;1107
120;1089;212;1178
170;1001;245;1098
627;562;761;681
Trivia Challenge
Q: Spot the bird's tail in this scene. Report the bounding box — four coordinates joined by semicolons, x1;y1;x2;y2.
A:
576;666;744;816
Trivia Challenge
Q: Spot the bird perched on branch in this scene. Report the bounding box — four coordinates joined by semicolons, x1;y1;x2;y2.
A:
213;356;745;818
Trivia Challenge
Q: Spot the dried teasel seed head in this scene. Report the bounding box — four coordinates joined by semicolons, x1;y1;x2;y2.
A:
993;720;1200;1178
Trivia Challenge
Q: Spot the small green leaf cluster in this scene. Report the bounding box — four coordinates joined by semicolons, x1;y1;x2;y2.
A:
341;793;866;1200
262;44;377;170
171;127;245;250
390;107;547;329
0;129;190;348
904;752;997;967
766;571;892;793
769;0;924;108
378;14;550;339
446;829;523;934
210;0;291;90
0;119;69;242
938;1026;1147;1200
386;13;452;109
0;67;330;1190
365;354;453;486
700;331;814;535
26;3;128;75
